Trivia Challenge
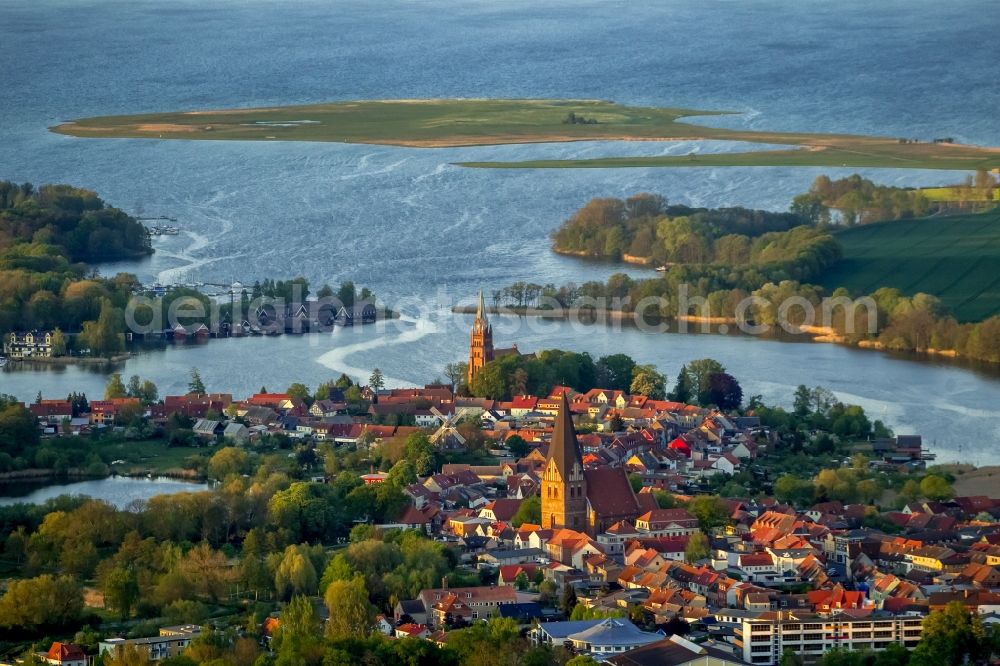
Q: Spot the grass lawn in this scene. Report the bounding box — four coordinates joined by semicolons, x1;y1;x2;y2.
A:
819;207;1000;322
50;99;1000;171
96;439;207;475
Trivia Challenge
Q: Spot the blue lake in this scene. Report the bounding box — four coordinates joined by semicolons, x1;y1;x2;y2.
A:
0;476;210;509
0;0;998;461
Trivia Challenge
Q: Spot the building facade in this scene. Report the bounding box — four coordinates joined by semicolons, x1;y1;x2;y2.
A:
541;394;589;532
719;610;924;665
5;330;54;359
541;394;652;537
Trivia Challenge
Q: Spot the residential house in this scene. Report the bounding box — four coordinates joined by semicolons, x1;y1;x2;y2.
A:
41;643;86;666
223;422;249;443
192;418;223;441
5;330;54;358
89;398;142;426
408;584;517;629
30;400;74;424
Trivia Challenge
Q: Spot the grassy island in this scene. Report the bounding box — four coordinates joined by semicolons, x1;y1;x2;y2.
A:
50;99;1000;171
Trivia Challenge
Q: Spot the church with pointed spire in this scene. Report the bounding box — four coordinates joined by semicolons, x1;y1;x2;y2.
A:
468;290;494;386
541;394;657;537
467;290;523;386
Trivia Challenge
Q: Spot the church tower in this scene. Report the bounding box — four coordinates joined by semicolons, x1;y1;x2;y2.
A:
542;394;589;532
468;290;494;385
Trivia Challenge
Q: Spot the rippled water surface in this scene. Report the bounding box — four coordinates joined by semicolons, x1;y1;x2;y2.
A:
1;0;998;461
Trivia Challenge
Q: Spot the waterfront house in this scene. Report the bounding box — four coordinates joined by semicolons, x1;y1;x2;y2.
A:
335;301;378;325
4;330;54;358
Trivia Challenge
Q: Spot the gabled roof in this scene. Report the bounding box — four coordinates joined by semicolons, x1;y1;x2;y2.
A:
47;643;86;662
583;467;641;518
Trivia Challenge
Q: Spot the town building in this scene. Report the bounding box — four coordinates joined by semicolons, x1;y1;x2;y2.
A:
541;393;656;537
717;609;924;665
530;618;662;658
606;634;750;666
99;625;202;662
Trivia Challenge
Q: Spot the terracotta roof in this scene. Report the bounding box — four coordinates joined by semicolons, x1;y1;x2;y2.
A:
482;498;522;522
739;553;774;567
583;467;640;518
396;623;428;636
637;508;697;525
47;643;85;662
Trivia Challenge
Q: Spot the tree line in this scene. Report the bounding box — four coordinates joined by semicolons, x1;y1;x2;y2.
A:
793;171;997;226
551;193;810;264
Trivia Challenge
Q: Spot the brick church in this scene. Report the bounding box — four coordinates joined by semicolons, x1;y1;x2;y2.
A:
467;290;522;386
541;393;657;537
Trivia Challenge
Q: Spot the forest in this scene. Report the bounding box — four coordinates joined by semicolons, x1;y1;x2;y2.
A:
530;190;1000;364
0;181;150;352
0;181;382;357
550;193;809;264
0;182;152;263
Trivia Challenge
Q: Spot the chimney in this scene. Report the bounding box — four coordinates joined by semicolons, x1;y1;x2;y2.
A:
442;575;448;590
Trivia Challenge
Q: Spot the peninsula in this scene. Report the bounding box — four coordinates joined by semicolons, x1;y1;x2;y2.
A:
50;99;1000;171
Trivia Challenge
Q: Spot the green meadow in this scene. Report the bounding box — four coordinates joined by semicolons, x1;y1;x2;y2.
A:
51;99;1000;171
819;208;1000;322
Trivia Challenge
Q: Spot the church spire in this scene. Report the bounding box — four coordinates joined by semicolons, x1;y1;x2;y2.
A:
548;393;582;477
476;289;487;322
468;289;494;386
541;392;588;532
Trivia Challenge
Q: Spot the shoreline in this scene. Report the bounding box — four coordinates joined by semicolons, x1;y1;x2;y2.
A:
451;306;976;364
0;467;205;485
552;247;655;267
6;353;133;367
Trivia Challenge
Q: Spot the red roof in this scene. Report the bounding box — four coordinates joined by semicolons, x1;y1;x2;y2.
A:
262;617;281;637
396;623;428;636
30;401;72;417
739;553;774;567
248;393;290;406
47;643;85;662
668;437;691;456
511;396;538;410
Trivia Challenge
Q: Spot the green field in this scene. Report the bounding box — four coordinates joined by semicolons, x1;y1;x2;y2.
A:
50;99;1000;171
819;208;1000;322
96;439;206;475
919;186;1000;203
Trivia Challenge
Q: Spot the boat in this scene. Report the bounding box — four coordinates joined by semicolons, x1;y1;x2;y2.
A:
0;356;8;368
148;224;180;236
655;265;668;272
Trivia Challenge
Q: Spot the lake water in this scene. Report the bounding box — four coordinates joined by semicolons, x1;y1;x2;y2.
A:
1;0;998;461
0;476;210;509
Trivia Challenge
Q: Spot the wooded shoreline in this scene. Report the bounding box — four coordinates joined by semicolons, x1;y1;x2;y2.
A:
451;305;976;364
